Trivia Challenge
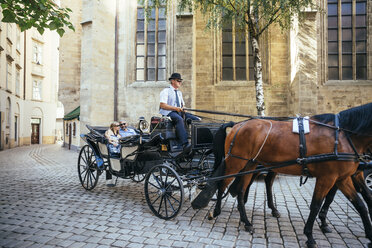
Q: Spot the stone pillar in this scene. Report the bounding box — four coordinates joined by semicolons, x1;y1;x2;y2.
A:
80;0;116;131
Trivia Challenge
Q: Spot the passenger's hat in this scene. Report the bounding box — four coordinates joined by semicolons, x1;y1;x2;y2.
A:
169;73;183;81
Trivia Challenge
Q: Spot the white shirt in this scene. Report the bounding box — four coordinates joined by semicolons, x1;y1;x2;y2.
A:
159;85;185;116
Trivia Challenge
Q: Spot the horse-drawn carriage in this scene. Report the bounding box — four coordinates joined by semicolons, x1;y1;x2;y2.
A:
78;104;372;247
78;115;222;219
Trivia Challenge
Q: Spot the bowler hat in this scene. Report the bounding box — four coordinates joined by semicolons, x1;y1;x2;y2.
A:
169;73;183;81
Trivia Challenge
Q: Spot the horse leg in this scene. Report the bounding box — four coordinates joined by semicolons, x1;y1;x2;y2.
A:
237;182;254;233
209;185;224;220
265;171;280;218
242;172;258;202
304;178;336;248
209;176;235;220
318;185;338;233
336;176;372;245
352;171;372;222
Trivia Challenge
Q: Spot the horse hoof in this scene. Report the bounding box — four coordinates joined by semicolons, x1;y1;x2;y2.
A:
272;210;281;218
306;240;318;248
244;225;254;234
320;225;332;234
207;212;214;220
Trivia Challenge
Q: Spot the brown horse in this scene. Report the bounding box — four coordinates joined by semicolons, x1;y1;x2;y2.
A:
193;103;372;247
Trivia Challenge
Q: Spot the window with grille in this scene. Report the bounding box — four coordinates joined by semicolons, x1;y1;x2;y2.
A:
33;42;43;64
16;69;20;96
136;2;166;81
32;79;42;100
222;21;254;81
6;61;12;90
327;0;367;80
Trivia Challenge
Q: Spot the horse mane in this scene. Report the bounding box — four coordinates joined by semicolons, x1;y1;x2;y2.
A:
312;103;372;135
338;103;372;135
312;113;335;124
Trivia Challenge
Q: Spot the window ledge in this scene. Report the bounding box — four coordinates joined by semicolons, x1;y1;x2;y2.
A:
128;81;169;88
325;80;372;86
215;80;255;87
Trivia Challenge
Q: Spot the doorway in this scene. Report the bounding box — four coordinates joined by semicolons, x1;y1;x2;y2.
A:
14;115;18;147
31;118;41;144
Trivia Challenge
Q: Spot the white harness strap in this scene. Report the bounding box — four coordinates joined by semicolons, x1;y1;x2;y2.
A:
293;117;310;134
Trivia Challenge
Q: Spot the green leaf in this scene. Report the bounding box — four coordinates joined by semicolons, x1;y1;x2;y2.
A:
2;9;16;22
49;21;58;30
37;26;45;35
56;28;65;37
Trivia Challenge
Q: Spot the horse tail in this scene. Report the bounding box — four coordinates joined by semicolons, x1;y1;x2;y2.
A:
213;121;235;172
191;121;235;209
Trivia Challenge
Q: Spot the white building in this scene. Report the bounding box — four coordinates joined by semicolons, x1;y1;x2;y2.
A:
0;12;60;150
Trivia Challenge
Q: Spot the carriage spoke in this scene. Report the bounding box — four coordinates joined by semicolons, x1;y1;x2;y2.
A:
151;194;162;206
164;195;169;218
165;194;176;213
157;195;164;214
81;155;88;166
167;193;181;204
148;181;161;190
82;167;89;185
85;170;90;189
91;170;97;181
89;170;94;188
152;173;163;188
165;178;177;191
80;165;88;174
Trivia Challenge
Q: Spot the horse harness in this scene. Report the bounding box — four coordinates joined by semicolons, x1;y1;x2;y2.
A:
225;114;365;186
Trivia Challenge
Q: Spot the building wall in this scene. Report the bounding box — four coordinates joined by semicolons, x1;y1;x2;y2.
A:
59;0;83;114
0;13;60;150
59;0;372;147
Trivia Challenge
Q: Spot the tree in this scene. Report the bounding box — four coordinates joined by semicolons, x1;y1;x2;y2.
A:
0;0;74;37
144;0;318;116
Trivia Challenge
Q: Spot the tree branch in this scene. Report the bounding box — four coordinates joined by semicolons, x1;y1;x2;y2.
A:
257;6;282;36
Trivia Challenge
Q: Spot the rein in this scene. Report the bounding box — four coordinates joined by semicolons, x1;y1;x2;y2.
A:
185;107;372;137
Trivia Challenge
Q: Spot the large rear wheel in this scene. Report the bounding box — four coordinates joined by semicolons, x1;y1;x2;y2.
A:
144;164;184;220
78;145;100;190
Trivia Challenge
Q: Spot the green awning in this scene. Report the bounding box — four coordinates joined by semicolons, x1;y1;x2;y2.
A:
64;106;80;120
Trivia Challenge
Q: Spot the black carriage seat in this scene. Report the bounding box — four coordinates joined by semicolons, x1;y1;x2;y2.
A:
150;116;177;140
142;133;164;148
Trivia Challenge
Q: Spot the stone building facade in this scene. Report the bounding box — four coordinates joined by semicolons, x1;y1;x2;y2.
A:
58;0;372;139
0;12;60;150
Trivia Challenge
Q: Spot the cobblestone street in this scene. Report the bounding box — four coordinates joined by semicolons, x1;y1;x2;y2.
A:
0;145;369;247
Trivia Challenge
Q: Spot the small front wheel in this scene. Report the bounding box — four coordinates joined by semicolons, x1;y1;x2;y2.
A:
364;168;372;192
78;145;100;190
131;173;146;183
144;164;184;220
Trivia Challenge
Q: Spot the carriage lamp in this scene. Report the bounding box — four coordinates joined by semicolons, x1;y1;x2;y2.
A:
138;117;150;133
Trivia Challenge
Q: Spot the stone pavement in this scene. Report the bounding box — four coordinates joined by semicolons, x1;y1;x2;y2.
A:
0;144;369;248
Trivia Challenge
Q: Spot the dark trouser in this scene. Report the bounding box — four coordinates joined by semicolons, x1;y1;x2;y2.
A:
168;111;200;145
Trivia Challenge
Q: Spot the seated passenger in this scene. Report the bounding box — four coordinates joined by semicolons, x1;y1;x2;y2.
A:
119;120;137;138
105;122;122;155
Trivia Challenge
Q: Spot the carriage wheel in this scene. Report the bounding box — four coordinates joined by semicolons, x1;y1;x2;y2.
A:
144;164;184;220
78;145;100;190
